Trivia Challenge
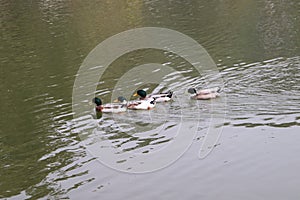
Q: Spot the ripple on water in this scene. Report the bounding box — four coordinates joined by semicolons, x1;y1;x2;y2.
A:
221;56;300;128
23;56;299;198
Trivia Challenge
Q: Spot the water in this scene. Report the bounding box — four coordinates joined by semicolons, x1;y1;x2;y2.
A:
1;0;300;199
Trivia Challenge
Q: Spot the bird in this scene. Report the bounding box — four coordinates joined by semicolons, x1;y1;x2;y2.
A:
126;99;156;110
133;89;173;102
127;97;156;110
92;96;127;113
187;87;221;100
125;90;157;110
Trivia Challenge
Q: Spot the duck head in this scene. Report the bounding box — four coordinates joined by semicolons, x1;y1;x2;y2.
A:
134;90;147;99
92;97;103;112
92;97;102;106
114;96;127;103
187;88;197;94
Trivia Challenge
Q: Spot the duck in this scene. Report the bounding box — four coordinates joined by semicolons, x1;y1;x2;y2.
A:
126;90;156;110
92;96;127;113
133;89;173;102
188;87;221;100
127;99;156;110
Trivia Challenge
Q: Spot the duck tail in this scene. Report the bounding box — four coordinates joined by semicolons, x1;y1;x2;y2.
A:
217;87;221;93
167;91;173;98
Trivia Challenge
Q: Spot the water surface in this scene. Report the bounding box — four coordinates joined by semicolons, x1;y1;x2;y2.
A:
1;0;300;199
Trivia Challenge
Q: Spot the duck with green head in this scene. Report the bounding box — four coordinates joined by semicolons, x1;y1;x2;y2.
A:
92;97;103;112
127;90;156;110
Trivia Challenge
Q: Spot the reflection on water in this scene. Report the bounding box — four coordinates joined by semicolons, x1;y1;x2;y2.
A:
1;0;299;199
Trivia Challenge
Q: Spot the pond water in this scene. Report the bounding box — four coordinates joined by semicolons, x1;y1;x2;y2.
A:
1;0;300;199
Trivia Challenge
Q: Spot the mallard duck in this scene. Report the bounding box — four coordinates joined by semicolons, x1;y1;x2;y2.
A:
92;96;127;113
126;90;156;110
127;98;156;110
133;89;173;102
188;87;221;100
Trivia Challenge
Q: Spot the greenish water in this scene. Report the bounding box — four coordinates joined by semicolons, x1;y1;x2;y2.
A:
1;0;300;199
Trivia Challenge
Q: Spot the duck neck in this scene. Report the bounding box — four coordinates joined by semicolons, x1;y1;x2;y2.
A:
96;105;103;112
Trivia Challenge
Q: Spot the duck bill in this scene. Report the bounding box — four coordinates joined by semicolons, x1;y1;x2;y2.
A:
133;93;138;97
113;99;118;102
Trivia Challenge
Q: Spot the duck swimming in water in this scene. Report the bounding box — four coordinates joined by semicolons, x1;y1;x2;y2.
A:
127;98;156;110
188;87;221;100
125;90;157;110
92;96;127;113
133;89;173;102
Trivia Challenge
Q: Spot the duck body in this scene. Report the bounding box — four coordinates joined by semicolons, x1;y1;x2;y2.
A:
188;87;221;100
127;98;156;110
134;90;173;103
148;91;173;102
99;103;127;113
93;97;127;113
